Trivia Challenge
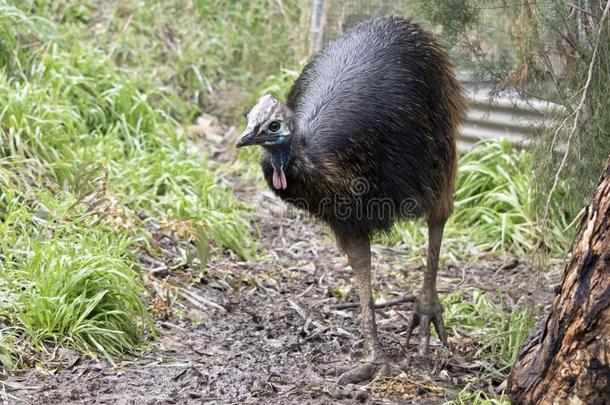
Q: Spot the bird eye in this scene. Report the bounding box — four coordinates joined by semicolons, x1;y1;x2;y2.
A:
268;121;281;133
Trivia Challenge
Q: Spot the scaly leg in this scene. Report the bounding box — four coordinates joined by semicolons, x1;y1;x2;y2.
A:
405;218;450;355
336;236;390;385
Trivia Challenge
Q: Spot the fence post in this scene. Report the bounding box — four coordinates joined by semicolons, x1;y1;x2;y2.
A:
309;0;327;55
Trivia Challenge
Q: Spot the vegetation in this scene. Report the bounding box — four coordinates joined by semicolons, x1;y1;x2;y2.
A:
411;0;610;239
440;288;534;405
452;387;510;405
444;289;535;376
0;0;305;369
382;140;572;262
1;186;149;363
0;1;598;403
28;0;306;119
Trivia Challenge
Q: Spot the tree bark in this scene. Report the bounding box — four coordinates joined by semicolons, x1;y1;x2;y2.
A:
508;156;610;404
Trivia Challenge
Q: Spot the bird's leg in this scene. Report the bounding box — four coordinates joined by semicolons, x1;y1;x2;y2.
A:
405;218;450;356
336;237;390;385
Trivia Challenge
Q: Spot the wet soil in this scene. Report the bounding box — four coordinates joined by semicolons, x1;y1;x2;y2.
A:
3;120;562;404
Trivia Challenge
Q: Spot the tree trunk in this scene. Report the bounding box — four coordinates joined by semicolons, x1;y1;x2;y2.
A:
508;156;610;404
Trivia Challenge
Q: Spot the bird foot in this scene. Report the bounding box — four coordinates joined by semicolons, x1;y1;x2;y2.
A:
405;294;450;356
336;356;392;385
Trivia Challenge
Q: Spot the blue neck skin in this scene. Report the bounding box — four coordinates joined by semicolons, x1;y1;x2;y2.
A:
265;139;293;175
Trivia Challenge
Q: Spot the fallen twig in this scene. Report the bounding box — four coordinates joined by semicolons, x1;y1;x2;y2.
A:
178;287;226;313
333;295;416;310
493;258;520;275
287;299;326;332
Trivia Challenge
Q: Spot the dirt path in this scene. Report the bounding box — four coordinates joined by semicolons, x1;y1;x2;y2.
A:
4;123;560;404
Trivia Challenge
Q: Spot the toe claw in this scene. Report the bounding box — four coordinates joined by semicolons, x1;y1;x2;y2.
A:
405;296;451;355
336;362;379;385
336;357;394;385
432;315;449;348
405;311;419;348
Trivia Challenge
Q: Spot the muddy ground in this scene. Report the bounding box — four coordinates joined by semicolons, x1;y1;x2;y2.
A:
3;119;562;404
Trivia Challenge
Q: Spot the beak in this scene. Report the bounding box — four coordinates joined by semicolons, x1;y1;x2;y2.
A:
235;129;257;148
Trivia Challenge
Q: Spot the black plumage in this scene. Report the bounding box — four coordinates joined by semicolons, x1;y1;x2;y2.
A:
257;16;464;240
237;15;467;384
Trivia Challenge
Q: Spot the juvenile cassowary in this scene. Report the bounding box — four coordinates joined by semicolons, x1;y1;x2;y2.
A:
236;16;467;384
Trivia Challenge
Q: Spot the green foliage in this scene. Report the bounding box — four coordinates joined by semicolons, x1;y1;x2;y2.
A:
531;9;610;217
192;0;304;90
2;195;149;361
412;0;479;42
0;0;253;255
18;0;305;119
439;288;534;404
443;288;535;374
0;180;151;363
450;386;509;405
0;0;269;366
0;329;18;372
0;1;54;77
382;140;572;261
412;0;610;239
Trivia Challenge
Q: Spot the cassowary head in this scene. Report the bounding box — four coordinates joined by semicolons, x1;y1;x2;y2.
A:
236;94;293;149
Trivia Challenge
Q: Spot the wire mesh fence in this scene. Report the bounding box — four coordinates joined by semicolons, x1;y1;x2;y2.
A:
309;0;411;53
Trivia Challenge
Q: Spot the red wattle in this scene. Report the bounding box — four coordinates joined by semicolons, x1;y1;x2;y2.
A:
272;168;288;190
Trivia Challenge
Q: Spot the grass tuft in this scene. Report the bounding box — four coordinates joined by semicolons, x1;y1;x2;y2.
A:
441;288;535;404
443;288;535;374
382;140;573;261
0;184;151;364
450;385;510;405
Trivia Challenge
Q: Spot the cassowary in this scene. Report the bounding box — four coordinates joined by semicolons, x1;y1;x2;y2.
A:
236;16;467;384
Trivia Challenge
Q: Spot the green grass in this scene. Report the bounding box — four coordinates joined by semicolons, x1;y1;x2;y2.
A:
442;288;535;404
23;0;306;120
1;189;149;362
0;161;152;368
0;0;303;369
450;386;510;405
443;288;535;375
381;140;573;261
0;5;254;253
0;328;18;371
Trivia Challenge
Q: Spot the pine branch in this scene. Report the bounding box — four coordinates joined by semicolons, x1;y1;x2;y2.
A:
542;0;610;224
